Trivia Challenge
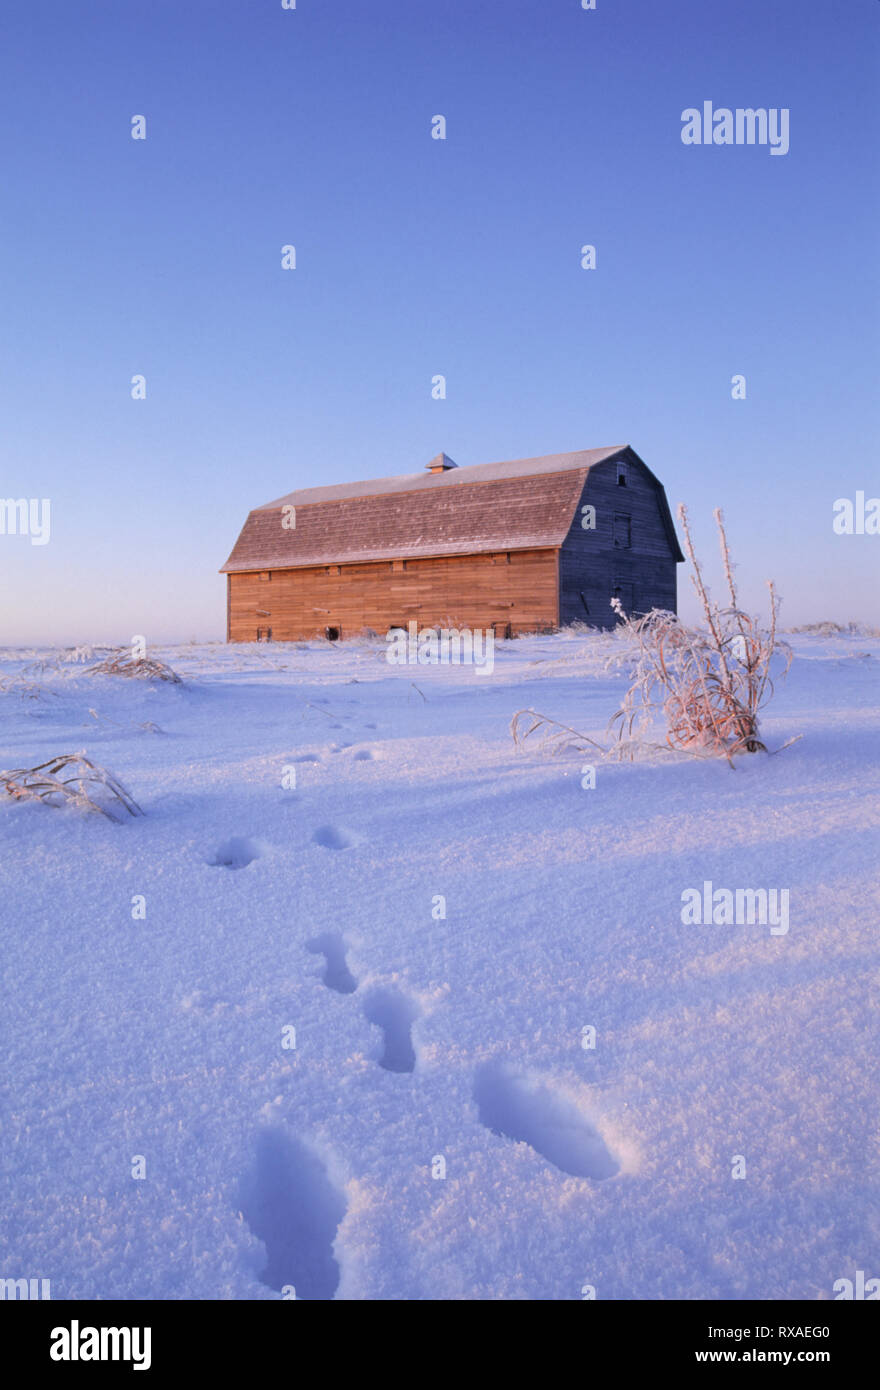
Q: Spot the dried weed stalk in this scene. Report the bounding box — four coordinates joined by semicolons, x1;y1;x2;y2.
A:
0;752;143;819
512;507;794;765
88;650;182;683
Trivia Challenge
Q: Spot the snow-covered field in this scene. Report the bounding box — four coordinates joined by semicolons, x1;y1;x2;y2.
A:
1;630;878;1300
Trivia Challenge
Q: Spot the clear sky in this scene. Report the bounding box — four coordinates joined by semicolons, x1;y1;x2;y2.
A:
0;0;877;644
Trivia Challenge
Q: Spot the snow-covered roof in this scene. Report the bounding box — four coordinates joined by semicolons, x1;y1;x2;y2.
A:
255;447;626;511
220;446;646;573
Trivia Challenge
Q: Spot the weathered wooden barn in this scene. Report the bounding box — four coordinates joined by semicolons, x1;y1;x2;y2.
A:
220;445;683;641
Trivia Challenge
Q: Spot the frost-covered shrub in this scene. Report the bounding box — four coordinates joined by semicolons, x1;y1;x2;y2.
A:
512;506;793;764
88;649;182;683
609;506;791;758
0;752;143;819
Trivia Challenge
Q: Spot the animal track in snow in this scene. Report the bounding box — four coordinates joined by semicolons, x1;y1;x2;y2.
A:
306;933;357;995
239;1127;346;1300
208;836;261;870
362;987;419;1073
311;824;357;851
473;1063;620;1180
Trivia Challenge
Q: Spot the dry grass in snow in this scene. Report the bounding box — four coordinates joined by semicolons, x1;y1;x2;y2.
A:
0;752;143;820
513;507;795;765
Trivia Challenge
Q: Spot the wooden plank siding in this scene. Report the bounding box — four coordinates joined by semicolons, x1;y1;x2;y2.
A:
559;457;679;628
227;547;560;642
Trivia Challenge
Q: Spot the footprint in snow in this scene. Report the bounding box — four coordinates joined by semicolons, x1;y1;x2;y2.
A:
238;1127;346;1300
306;933;358;995
311;825;357;851
362;987;420;1074
474;1062;620;1180
208;836;261;870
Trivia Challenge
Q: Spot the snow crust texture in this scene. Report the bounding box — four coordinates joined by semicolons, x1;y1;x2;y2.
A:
1;630;877;1300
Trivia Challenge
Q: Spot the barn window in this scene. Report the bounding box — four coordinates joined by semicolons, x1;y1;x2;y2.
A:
617;462;628;486
391;559;407;573
325;626;341;641
613;513;631;548
256;627;272;641
258;571;271;581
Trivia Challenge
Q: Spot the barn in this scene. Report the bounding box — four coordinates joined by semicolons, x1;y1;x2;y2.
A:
220;445;684;642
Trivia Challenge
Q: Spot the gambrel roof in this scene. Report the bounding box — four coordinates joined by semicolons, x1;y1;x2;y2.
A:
220;446;684;572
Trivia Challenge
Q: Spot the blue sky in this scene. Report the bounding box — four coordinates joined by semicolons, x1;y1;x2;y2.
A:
1;0;877;642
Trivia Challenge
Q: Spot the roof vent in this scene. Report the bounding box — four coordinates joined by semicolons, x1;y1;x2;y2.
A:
426;452;458;474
